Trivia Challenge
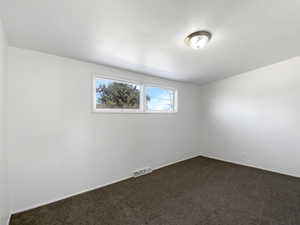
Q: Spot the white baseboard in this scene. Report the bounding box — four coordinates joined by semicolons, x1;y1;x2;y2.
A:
153;153;201;171
13;175;132;214
13;152;201;214
6;214;11;225
11;153;299;215
200;153;300;178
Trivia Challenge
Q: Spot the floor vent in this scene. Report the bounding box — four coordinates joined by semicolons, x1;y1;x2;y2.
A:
133;167;152;178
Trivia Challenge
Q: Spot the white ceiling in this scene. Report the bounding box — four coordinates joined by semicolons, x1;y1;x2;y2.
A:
1;0;300;84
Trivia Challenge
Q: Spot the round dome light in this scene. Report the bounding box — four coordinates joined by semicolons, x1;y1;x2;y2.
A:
185;31;212;49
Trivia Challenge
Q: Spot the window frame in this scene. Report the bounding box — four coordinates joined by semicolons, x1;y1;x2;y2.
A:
144;84;178;114
92;75;178;114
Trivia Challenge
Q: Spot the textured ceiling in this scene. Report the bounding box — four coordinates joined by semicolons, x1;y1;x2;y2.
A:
1;0;300;84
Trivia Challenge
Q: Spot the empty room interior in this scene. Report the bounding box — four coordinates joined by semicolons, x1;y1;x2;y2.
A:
1;1;300;225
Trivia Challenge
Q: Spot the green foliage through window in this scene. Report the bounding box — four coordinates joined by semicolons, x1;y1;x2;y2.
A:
96;79;140;109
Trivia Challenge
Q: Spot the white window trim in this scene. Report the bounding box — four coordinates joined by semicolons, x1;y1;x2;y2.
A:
92;74;178;114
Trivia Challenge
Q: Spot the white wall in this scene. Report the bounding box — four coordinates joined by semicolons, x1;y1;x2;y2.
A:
0;20;9;225
198;57;300;177
7;47;202;213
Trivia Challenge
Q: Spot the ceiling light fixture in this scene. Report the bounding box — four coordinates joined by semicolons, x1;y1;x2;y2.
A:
185;31;212;49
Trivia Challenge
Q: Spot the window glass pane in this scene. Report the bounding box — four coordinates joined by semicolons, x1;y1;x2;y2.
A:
145;87;175;112
95;78;141;109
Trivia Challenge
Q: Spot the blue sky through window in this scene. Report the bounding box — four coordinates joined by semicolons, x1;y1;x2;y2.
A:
146;87;174;111
96;79;112;103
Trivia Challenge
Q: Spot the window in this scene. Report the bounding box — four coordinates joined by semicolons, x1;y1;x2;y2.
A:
93;75;177;113
145;86;177;113
93;77;142;112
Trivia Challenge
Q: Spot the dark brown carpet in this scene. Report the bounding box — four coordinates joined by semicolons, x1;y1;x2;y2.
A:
10;156;300;225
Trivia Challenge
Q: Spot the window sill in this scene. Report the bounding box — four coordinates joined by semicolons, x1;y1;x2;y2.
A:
92;110;178;114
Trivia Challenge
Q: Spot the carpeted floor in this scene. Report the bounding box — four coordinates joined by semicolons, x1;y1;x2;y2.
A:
10;156;300;225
